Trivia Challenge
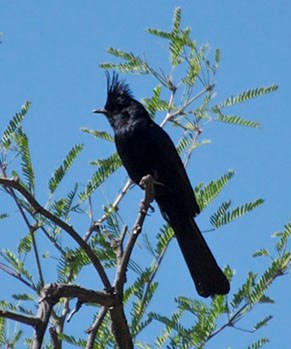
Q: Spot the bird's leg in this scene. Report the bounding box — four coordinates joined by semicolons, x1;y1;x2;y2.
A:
139;174;156;213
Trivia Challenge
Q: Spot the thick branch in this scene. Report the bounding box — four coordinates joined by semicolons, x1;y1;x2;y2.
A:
39;283;117;308
107;175;155;349
0;177;111;290
32;283;118;349
110;305;133;349
0;309;38;327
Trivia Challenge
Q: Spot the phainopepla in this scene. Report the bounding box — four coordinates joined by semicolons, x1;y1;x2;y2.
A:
94;72;230;297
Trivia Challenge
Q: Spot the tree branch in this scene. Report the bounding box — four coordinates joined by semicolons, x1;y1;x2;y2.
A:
31;283;118;349
49;326;61;349
114;175;155;294
85;307;108;349
0;262;37;290
39;283;117;307
0;165;45;288
0;176;111;291
105;175;155;349
0;309;38;327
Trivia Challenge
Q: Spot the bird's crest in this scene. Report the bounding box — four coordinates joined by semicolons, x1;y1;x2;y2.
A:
105;71;133;110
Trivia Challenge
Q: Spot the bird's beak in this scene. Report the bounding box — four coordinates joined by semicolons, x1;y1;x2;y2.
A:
92;108;107;114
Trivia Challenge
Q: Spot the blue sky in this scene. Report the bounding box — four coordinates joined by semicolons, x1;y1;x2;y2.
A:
0;1;290;348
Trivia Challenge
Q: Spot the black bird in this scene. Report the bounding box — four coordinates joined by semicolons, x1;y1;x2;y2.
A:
94;73;230;297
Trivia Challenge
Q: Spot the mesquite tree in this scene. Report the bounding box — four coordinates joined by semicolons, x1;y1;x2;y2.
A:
0;8;289;349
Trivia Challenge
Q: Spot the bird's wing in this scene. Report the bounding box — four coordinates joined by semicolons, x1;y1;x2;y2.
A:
148;123;200;217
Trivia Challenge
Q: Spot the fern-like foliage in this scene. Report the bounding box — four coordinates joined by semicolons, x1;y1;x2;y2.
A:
0;318;5;346
142;86;170;118
11;293;34;301
81;128;114;142
247;337;270;349
79;152;122;201
14;128;35;194
50;183;79;218
253;315;273;331
17;233;32;254
100;48;150;74
1;101;31;149
274;220;291;254
215;85;278;109
48;144;84;194
129;269;156;338
248;254;290;304
155;225;174;256
57;334;87;348
210;199;264;228
0;249;33;282
215;114;260;128
253;248;270;258
195;170;235;210
147;8;194;68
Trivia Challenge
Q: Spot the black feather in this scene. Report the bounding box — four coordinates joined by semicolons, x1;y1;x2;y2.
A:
105;72;133;112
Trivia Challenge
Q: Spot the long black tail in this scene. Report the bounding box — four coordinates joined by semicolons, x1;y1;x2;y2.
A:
168;215;230;297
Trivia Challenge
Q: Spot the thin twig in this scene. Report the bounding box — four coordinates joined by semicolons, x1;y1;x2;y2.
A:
114;175;155;294
139;236;170;316
85;307;108;349
67;300;83;322
0;262;37;290
41;226;66;255
93;179;132;229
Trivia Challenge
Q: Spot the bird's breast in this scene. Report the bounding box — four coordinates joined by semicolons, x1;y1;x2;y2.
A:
115;127;156;184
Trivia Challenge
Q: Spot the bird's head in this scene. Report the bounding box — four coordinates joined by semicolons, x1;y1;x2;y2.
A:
93;72;134;118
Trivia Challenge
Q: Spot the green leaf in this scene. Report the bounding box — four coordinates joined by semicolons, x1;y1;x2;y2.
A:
216;114;260;128
49;144;84;194
79;152;122;201
253;249;270;258
1;101;31;148
275;221;291;253
14;128;35;194
249;256;290;304
51;183;79;217
216;85;278;109
89;152;122;169
155;225;174;256
146;28;173;40
215;48;220;65
210;199;264;228
0;249;33;282
100;48;149;74
247;337;270;349
183;45;207;87
230;272;257;308
253;315;273;331
81;128;114;142
172;7;182;36
0;318;5;345
0;213;8;220
195;170;235;210
12;293;34;301
18;234;32;254
58;333;87;348
142;86;170;118
176;135;194;155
